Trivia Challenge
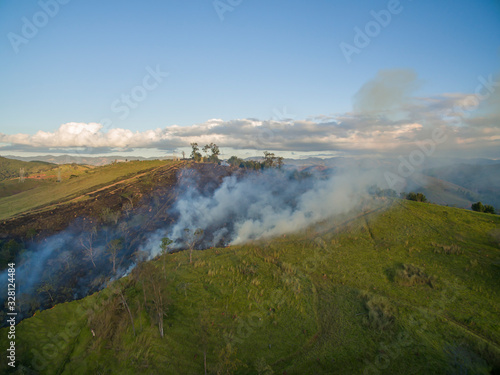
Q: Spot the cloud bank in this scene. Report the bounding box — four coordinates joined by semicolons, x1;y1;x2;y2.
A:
1;70;499;158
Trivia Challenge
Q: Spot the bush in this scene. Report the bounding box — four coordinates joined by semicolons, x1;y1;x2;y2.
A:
367;185;398;198
406;192;427;202
484;205;496;214
395;264;434;287
361;292;395;331
472;202;496;214
471;202;485;212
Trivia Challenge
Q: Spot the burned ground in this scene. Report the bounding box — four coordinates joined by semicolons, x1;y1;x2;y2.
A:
0;161;237;322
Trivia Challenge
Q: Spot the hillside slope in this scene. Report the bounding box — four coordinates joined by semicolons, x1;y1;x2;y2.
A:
0;156;55;182
2;200;499;374
423;163;500;208
0;159;181;222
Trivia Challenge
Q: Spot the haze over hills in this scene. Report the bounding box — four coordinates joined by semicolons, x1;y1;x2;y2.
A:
2;154;499;211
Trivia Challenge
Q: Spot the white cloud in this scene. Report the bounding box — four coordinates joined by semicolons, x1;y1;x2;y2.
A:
1;90;499;158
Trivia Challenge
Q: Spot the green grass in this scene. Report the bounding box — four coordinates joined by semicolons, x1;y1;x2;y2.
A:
0;164;93;199
1;199;499;374
0;156;55;181
0;160;170;220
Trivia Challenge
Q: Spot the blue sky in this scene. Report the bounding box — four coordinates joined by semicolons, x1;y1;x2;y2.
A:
0;0;499;158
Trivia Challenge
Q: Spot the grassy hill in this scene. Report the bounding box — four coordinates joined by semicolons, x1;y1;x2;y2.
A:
0;159;174;221
2;199;499;374
423;163;500;209
0;156;55;182
407;174;479;209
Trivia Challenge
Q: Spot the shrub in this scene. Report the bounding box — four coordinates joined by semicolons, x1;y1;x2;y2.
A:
395;264;434;287
484;205;496;214
361;292;395;331
367;185;398;198
254;357;274;374
406;192;427;202
471;202;496;214
471;202;485;212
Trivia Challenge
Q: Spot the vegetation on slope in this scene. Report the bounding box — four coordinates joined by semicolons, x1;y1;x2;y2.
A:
2;200;499;374
0;156;55;182
423;163;500;208
0;159;173;221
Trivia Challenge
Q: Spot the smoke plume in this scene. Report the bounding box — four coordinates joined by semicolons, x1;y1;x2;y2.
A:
142;168;379;255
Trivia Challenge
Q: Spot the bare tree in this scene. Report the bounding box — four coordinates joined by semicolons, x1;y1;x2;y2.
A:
121;192;134;209
118;221;129;243
37;282;54;302
133;249;148;264
150;275;166;338
184;228;203;264
160;237;173;279
107;238;122;274
58;250;72;270
111;283;136;336
80;226;98;268
100;207;120;225
198;308;212;375
122;202;133;217
140;263;168;338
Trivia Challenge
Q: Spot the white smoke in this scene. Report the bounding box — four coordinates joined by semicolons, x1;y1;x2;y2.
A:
2;165;381;323
153;168;379;250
